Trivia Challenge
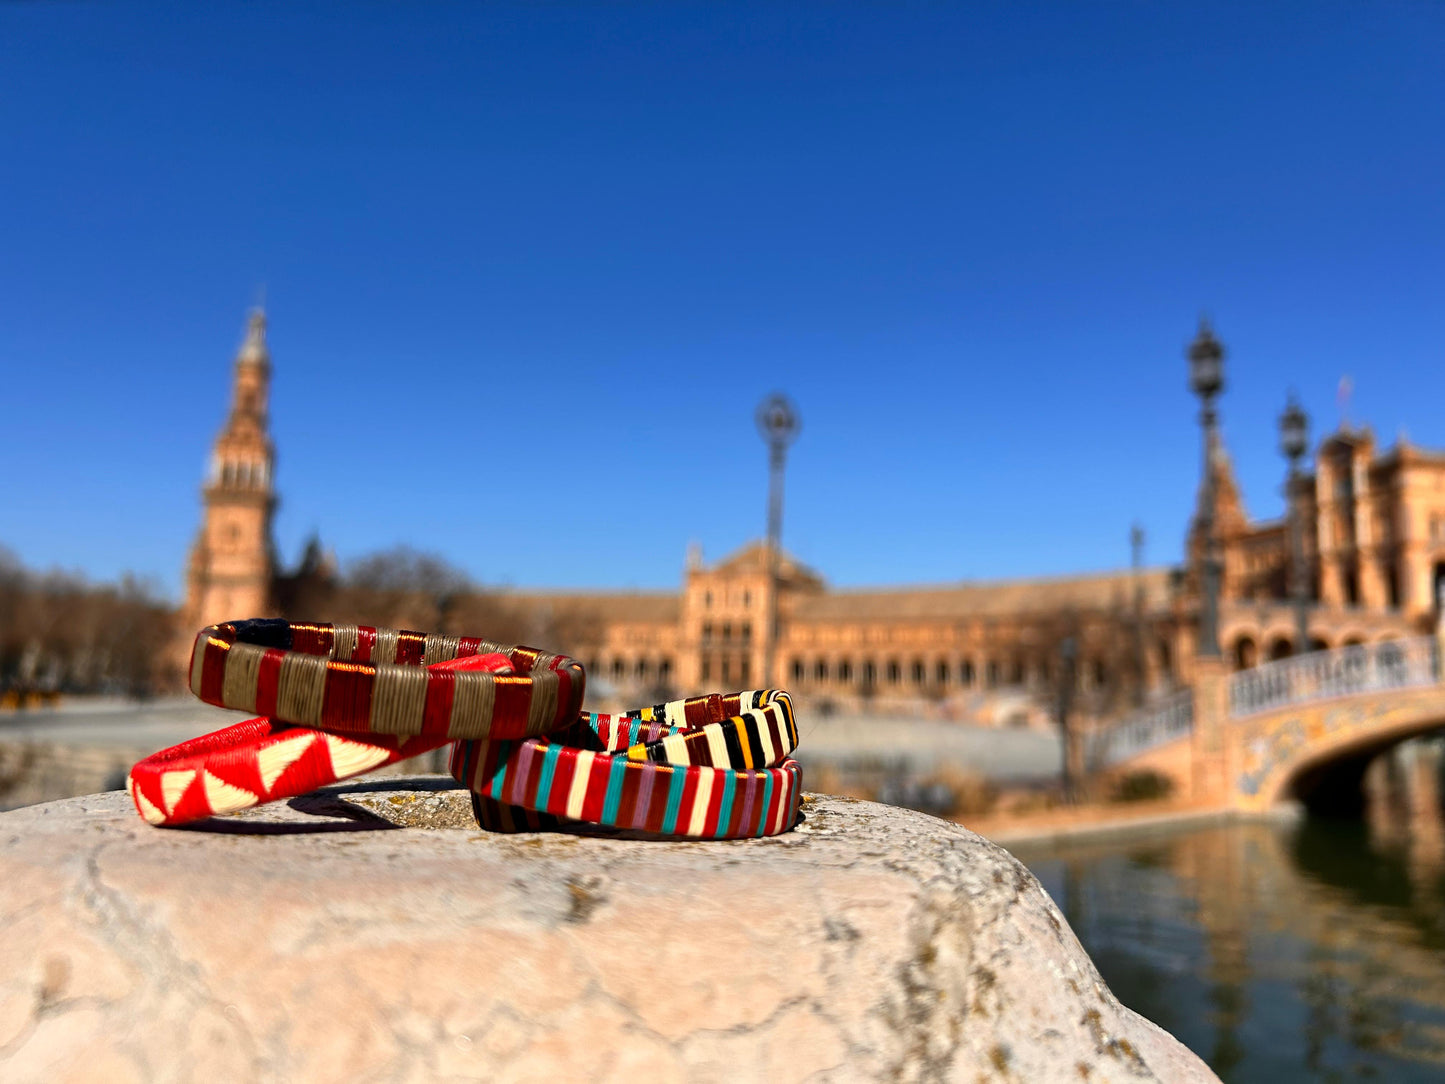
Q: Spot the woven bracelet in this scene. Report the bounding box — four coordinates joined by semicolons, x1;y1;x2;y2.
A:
187;619;584;740
451;690;803;839
129;651;515;826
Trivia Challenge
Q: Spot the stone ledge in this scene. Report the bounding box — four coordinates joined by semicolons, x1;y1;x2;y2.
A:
0;780;1217;1083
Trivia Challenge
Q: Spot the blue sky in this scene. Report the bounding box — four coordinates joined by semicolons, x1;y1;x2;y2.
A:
3;2;1443;599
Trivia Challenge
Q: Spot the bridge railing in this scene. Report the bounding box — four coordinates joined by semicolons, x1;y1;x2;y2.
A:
1228;636;1439;719
1087;689;1194;768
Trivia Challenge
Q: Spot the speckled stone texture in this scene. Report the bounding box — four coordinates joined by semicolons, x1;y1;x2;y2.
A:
0;780;1217;1083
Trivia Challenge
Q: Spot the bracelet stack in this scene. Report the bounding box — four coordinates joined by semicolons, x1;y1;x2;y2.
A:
128;620;803;840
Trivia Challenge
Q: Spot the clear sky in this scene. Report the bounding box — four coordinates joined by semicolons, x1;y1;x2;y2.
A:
3;2;1443;600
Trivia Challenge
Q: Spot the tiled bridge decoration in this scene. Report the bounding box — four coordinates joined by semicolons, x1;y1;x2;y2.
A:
1090;634;1445;808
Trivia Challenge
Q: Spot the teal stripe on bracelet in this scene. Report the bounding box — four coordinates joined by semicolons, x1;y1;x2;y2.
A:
535;742;562;809
601;753;628;826
660;763;686;835
759;772;775;837
715;770;737;839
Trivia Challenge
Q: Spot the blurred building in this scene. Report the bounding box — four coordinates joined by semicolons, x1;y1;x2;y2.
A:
179;310;1445;721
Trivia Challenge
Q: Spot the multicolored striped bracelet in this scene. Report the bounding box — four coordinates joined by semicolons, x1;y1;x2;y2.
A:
187;619;584;740
451;690;802;839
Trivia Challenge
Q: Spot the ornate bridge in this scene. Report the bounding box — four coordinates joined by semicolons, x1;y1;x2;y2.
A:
1089;633;1445;809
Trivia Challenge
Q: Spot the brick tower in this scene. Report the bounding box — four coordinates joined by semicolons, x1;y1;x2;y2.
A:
180;308;278;638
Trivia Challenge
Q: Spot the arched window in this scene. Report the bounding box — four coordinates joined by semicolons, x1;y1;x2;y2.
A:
740;658;751;684
911;660;925;685
986;661;999;688
1232;636;1257;671
1092;660;1107;687
701;656;712;681
887;661;901;685
743;590;751;608
635;658;649;679
814;659;828;682
863;661;877;687
659;658;672;681
741;622;752;644
792;658;805;682
838;659;853;684
1008;659;1023;685
702;622;713;643
611;659;624;680
961;660;975;687
722;623;732;643
935;660;950;685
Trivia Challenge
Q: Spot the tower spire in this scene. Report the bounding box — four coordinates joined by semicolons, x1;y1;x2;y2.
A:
238;306;269;368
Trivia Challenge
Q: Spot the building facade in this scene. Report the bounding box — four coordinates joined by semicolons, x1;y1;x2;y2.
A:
180;310;1445;721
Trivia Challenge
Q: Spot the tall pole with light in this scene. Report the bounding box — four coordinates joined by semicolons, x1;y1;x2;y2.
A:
1279;394;1311;654
1131;523;1147;706
756;394;800;689
1187;320;1226;660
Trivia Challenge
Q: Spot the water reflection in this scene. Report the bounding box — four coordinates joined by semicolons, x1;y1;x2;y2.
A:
1012;745;1445;1082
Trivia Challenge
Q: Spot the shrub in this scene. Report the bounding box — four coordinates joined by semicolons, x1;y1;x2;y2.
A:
1111;769;1175;804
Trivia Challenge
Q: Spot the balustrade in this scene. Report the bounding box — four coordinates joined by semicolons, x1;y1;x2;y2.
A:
1227;636;1438;718
1086;689;1194;768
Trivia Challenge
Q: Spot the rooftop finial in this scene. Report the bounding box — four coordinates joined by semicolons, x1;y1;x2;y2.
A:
238;305;269;367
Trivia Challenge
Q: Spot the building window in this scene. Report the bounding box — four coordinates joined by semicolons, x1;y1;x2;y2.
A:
986;662;999;688
704;591;713;608
887;661;901;685
863;661;877;687
702;622;713;643
740;659;751;684
741;622;752;644
1092;660;1107;687
1009;660;1023;685
743;590;751;608
935;661;949;685
659;658;672;681
961;660;975;687
722;623;732;643
611;659;624;681
911;660;925;685
814;659;828;682
701;656;712;682
792;659;805;682
636;658;648;679
722;657;731;683
838;659;853;683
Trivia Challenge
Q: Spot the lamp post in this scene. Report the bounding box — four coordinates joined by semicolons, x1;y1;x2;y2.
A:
1279;394;1311;654
1187;320;1225;659
1131;523;1147;706
756;394;800;688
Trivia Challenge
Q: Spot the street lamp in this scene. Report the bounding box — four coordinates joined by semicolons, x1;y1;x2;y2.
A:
756;394;801;687
1279;393;1311;653
1187;319;1226;659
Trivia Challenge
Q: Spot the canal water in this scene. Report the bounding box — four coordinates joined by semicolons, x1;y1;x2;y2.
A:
1013;816;1445;1082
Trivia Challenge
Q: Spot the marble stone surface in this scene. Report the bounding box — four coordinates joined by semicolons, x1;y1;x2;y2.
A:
0;779;1218;1083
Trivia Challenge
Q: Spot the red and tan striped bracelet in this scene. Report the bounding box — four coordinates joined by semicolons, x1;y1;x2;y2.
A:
187;619;585;740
